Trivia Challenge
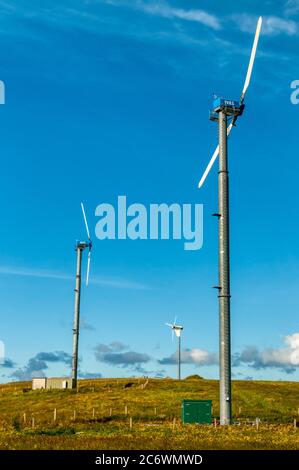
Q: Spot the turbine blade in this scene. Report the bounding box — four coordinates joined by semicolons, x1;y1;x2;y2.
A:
240;16;262;102
172;329;174;342
165;323;173;328
81;202;91;240
86;250;91;286
174;316;177;326
198;123;234;189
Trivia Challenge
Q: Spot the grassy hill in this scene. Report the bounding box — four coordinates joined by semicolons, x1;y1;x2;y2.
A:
0;377;298;450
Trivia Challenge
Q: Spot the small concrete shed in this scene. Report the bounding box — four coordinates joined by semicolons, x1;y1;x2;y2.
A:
32;378;47;390
32;377;72;390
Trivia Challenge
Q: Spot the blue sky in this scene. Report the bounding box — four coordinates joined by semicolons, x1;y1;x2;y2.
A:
0;0;299;382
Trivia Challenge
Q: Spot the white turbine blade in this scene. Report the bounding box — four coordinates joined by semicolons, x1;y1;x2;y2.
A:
174;316;177;326
172;329;174;342
81;202;91;240
198;146;219;189
241;16;262;102
86;251;91;286
198;123;234;189
165;323;173;328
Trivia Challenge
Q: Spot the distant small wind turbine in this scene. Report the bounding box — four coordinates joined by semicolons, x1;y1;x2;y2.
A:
166;318;183;380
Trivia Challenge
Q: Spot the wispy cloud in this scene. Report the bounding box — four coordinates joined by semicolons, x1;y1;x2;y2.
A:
232;13;298;36
159;348;218;366
0;265;72;281
104;0;221;30
0;265;149;290
285;0;299;16
105;2;297;37
92;276;150;290
137;2;221;30
80;317;95;331
233;333;299;374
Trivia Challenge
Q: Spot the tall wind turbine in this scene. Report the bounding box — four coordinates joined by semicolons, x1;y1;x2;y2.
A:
71;203;93;389
197;17;262;425
166;318;183;380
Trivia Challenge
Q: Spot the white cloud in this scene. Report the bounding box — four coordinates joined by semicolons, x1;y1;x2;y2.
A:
233;333;299;373
159;348;218;366
285;332;299;350
188;348;218;365
233;13;297;36
262;333;299;367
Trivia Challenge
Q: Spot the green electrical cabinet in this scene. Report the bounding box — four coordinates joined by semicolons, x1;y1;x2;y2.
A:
182;400;212;424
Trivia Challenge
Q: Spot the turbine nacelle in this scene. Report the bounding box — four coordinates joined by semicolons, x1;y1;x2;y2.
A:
210;98;245;119
76;240;91;250
198;16;262;189
173;326;183;338
166;321;184;339
165;319;183;380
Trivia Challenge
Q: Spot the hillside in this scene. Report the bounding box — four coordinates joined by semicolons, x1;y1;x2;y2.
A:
0;378;298;450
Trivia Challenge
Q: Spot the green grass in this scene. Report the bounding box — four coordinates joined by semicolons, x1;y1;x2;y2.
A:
0;378;298;449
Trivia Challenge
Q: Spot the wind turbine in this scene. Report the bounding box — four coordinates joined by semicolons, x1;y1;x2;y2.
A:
197;17;262;425
166;318;183;380
71;202;93;389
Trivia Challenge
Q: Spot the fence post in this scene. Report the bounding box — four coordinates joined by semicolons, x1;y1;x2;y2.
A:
256;417;259;430
23;412;26;424
154;407;157;416
214;418;217;428
129;417;133;429
54;408;57;422
92;408;95;419
172;417;176;430
73;410;76;421
125;405;128;416
109;408;112;417
32;417;35;429
294;419;297;430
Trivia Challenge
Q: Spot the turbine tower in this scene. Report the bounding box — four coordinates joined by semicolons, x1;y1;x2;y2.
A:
166;318;183;380
71;203;92;389
197;17;262;425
